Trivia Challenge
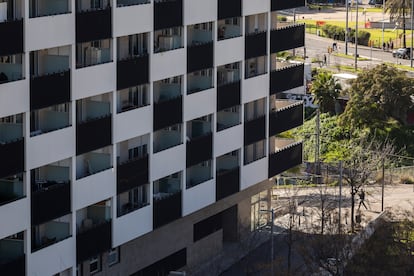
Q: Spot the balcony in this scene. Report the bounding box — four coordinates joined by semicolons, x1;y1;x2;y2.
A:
31;179;70;225
186;161;212;189
268;140;302;178
117;155;149;194
217;18;242;40
30;70;70;110
0;139;24;179
244;115;266;146
0;53;23;83
76;7;112;43
187;42;213;73
76;147;112;179
0;174;24;206
117;0;150;7
186;133;212;168
76;115;111;155
269;100;303;136
216;167;240;201
0;238;25;276
29;0;70;18
245;31;267;59
271;0;305;11
217;81;240;111
153;96;183;131
0;19;23;56
218;0;241;20
117;184;149;217
270;63;304;95
270;24;305;53
116;55;149;90
154;0;182;31
153;191;182;228
31;215;71;252
217;106;241;131
153;125;182;153
76;219;112;262
187;69;214;95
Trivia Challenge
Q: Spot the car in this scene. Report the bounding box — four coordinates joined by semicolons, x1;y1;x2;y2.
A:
369;0;383;7
392;48;411;59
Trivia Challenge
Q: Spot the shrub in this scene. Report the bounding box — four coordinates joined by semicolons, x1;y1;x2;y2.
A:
400;175;414;184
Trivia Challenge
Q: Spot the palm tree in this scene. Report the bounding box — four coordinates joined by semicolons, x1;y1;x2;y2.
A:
385;0;411;48
310;71;341;114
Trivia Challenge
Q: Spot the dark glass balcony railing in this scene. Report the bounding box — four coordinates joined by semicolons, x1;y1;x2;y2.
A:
76;220;112;262
153;96;182;131
31;182;71;225
218;0;241;20
268;142;302;178
76;115;112;155
76;8;112;43
186;133;213;168
30;70;70;110
270;24;305;53
0;139;24;179
117;55;149;90
217;80;240;111
269;102;303;136
117;155;149;194
245;31;267;59
244;115;266;146
0;19;23;56
0;254;25;276
154;0;182;30
216;167;239;201
270;64;304;95
153;191;182;228
187;42;213;73
271;0;305;11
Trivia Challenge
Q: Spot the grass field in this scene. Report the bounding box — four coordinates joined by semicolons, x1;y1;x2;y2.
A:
298;19;414;48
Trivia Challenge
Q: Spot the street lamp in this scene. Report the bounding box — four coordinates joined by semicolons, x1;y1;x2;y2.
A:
355;0;359;71
345;0;350;55
259;209;275;276
410;0;413;67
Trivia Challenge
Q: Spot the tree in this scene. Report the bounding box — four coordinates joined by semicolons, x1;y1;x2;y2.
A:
310;71;341;114
385;0;411;48
340;64;414;130
340;136;395;232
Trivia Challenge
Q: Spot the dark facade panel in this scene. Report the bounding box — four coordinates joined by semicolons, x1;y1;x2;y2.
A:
153;96;183;131
186;133;213;167
154;0;183;30
31;183;71;225
76;8;112;43
76;220;112;263
193;212;222;242
217;81;240;111
0;19;23;56
270;24;305;53
216;167;239;201
245;31;267;59
76;115;112;155
271;0;305;11
270;64;304;95
117;155;149;194
0;139;24;179
244;115;266;146
268;142;302;178
269;103;303;136
132;248;187;276
187;42;214;73
218;0;241;20
30;70;71;110
153;191;182;229
117;55;149;90
0;254;25;276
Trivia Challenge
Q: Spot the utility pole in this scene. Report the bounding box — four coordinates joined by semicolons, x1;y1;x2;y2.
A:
411;0;413;67
382;0;385;48
315;108;320;177
345;0;349;55
381;158;385;211
355;0;359;71
338;160;343;234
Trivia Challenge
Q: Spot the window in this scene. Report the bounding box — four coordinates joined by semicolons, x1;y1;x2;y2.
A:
107;247;120;266
89;255;101;274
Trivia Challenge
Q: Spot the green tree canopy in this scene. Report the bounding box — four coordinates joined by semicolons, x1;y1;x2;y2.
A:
310;71;341;114
340;64;414;130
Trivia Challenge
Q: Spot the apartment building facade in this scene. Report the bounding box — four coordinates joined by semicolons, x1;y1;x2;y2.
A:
0;0;305;275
